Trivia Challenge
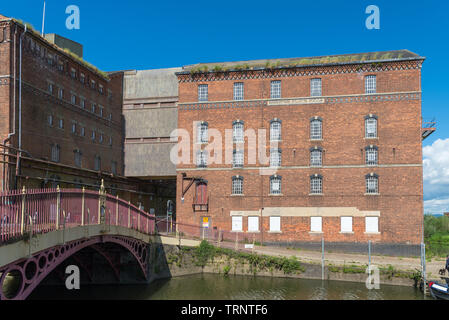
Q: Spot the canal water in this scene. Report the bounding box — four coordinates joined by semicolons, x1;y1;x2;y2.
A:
29;274;426;300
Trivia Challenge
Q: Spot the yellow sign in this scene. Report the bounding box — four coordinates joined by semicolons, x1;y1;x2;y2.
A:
202;217;209;228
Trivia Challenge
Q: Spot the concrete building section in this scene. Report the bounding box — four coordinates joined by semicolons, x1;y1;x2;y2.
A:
44;33;83;58
123;68;181;178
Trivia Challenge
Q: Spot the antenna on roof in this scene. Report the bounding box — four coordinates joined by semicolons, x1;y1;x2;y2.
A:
41;1;46;36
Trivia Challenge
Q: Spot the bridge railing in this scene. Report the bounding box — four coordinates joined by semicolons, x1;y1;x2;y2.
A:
0;187;156;246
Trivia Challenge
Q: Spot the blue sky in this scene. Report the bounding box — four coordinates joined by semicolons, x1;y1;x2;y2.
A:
1;0;448;213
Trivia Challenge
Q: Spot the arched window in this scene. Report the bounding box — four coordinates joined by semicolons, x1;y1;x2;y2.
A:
233;120;244;143
365;145;378;166
366;173;379;194
365;115;378;138
232;176;244;195
310;174;323;194
310;147;323;167
270;175;282;195
270;119;282;141
310;117;322;140
195;181;208;204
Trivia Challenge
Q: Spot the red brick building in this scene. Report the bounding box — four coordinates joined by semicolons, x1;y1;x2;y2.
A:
175;50;428;254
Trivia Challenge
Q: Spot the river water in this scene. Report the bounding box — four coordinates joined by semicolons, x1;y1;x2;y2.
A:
29;274;426;300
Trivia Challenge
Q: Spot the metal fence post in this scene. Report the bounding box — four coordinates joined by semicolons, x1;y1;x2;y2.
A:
81;187;85;226
116;195;119;226
368;240;372;272
421;242;427;296
56;185;60;231
128;201;131;229
20;186;26;235
321;237;325;281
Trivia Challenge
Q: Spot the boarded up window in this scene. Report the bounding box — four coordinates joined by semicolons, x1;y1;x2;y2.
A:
311;217;322;232
341;217;353;233
232;216;242;231
365;217;379;233
248;216;259;232
269;216;281;232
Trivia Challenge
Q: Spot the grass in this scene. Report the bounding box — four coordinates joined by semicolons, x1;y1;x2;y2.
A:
424;214;449;258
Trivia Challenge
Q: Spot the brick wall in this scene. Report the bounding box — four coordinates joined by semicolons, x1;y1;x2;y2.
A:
176;58;424;246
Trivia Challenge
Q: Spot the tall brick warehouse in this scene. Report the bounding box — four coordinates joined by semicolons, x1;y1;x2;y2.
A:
175;50;430;254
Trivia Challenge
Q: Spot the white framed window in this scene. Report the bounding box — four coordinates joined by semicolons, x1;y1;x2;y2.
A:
366;174;379;194
91;130;96;141
80;127;85;137
365;216;379;233
71;94;76;105
232;216;243;232
311;78;322;97
269;216;281;232
365;146;378;166
310;175;323;194
80;73;85;84
310;148;322;167
365;115;378;138
109;137;113;146
270;175;282;195
270;119;282;141
99;134;104;144
197;122;208;143
365;75;377;94
196;150;208;168
58;119;64;129
198;84;208;102
74;150;82;167
58;88;63;99
270;81;281;99
99;106;104;117
80;98;85;108
99;84;104;94
233;82;244;101
51;144;60;163
248;216;259;232
91;80;96;89
233;150;244;168
270;148;281;167
310;217;322;232
233;120;244;143
48;83;54;94
310;117;322;140
341;216;353;233
71;122;77;134
91;103;96;113
48;114;53;126
232;176;243;195
70;68;76;79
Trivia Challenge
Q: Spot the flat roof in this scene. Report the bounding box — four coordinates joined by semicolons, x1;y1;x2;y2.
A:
179;50;425;74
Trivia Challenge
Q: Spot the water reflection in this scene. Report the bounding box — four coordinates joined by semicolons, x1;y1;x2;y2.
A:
29;274;425;300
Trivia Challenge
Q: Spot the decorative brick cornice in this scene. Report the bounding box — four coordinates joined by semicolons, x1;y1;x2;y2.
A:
178;60;423;83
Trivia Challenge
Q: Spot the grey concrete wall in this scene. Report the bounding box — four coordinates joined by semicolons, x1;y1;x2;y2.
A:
124;107;177;139
124;142;176;177
124;68;181;100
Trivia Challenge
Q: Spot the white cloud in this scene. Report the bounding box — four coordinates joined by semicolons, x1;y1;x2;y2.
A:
423;138;449;215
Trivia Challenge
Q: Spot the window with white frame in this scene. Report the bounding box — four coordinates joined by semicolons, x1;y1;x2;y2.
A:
80;98;85;109
48;83;54;94
270;80;281;99
91;103;96;114
197;122;208;143
99;134;104;144
58;88;63;99
232;216;243;231
198;84;208;102
311;78;322;97
80;73;85;84
365;216;379;233
74;150;82;167
71;94;76;105
94;155;101;171
99;106;104;117
48;114;53;126
233;120;244;143
80;126;85;137
269;216;281;232
109;137;113;146
248;216;259;232
99;84;104;94
233;82;244;100
233;150;244;168
58;119;64;129
270;175;282;194
365;146;378;166
91;80;96;89
270;148;281;167
270;119;282;141
196;150;208;168
232;176;243;195
365;75;377;94
310;217;322;232
91;130;96;141
310;117;322;140
310;147;323;167
365;115;378;138
111;161;117;175
70;68;76;79
51;144;60;163
366;174;379;194
71;122;77;134
310;175;323;194
341;217;353;233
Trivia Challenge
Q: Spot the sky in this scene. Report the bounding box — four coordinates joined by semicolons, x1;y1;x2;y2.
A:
1;0;448;214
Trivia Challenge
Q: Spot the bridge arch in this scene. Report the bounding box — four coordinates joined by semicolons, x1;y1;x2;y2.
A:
0;235;149;300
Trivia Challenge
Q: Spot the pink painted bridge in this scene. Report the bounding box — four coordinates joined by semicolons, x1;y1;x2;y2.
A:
0;185;161;300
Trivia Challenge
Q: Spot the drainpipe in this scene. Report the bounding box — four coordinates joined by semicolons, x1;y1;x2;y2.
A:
15;24;26;188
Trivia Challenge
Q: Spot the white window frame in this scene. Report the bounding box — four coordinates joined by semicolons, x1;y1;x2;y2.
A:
233;82;244;101
51;144;60;163
196;150;208;168
310;175;323;194
269;216;281;232
233;150;244;168
270;149;281;167
270;81;281;99
248;216;259;232
341;216;353;233
232;176;243;195
233;121;244;143
270;175;282;195
310;149;322;167
48;114;53;126
365;75;377;94
366;175;379;194
270;120;282;141
310;118;322;140
366;146;378;166
310;217;322;233
198;84;208;102
365;216;379;233
232;216;243;232
311;78;322;97
365;116;378;138
197;122;208;143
